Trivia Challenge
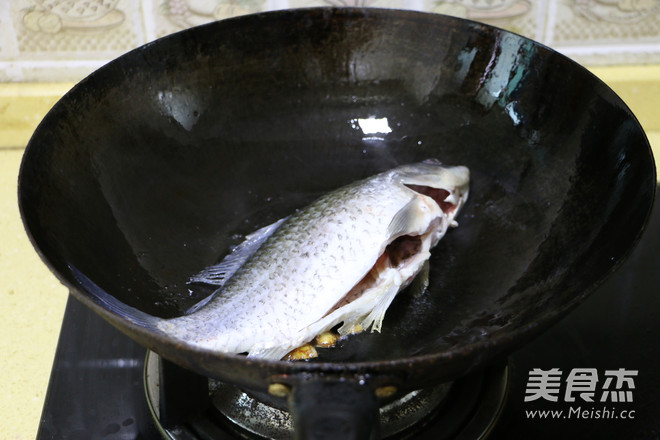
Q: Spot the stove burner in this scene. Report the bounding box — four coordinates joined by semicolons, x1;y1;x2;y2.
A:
144;351;508;439
209;379;452;439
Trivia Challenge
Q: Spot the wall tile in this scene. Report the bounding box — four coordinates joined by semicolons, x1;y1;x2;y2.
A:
426;0;544;42
13;1;145;56
286;0;411;8
0;0;659;82
3;0;146;80
0;2;20;81
153;0;270;38
546;0;660;65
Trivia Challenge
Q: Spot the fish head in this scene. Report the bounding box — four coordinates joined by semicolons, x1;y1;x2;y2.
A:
391;159;470;215
384;159;470;253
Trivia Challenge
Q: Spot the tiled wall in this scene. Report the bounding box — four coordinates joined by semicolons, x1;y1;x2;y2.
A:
1;0;659;82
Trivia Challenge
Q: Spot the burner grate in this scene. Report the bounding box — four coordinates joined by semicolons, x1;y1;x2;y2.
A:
144;351;507;440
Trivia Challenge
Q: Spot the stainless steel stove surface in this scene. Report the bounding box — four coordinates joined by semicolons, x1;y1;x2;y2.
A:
37;190;660;440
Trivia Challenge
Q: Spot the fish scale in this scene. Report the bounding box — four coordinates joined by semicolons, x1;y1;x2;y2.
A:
153;160;469;360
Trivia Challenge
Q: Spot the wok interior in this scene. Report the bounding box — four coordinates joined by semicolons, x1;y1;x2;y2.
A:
20;9;654;370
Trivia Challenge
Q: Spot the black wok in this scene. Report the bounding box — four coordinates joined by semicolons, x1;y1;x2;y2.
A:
19;8;655;439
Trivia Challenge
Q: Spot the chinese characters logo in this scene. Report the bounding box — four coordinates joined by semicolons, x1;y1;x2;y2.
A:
525;368;638;403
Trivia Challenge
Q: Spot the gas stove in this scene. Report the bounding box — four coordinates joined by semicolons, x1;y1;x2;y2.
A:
37;189;660;440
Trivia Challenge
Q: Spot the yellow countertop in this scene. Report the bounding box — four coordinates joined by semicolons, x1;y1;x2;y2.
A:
1;67;659;439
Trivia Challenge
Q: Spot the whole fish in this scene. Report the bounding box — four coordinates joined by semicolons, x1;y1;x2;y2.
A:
74;159;469;360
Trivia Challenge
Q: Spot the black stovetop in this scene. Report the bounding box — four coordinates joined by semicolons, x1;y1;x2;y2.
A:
37;189;660;440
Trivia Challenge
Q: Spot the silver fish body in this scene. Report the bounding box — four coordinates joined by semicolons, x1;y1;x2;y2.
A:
158;160;469;360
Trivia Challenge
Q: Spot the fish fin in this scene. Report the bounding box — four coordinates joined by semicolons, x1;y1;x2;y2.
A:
188;217;288;286
183;291;217;315
387;197;423;238
301;271;402;338
68;264;161;330
247;345;291;361
358;282;400;333
360;260;431;333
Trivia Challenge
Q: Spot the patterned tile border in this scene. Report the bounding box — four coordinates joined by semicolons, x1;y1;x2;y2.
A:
0;0;658;81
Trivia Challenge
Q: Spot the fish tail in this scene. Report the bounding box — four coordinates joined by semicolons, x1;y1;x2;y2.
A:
68;264;162;330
